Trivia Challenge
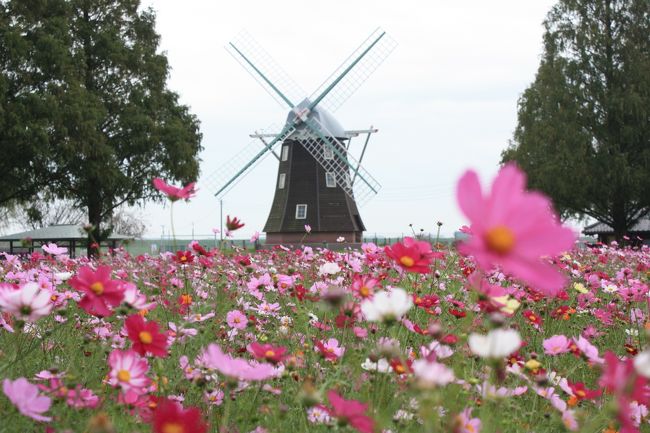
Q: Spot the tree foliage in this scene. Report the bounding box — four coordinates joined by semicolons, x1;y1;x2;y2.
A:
502;0;650;238
0;0;202;253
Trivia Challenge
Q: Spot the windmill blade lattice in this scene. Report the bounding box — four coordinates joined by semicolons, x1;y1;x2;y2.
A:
227;31;305;110
309;28;397;113
301;117;381;206
203;123;295;199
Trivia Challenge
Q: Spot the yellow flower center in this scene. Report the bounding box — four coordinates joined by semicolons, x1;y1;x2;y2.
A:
162;422;184;433
139;331;153;344
90;282;104;295
399;256;415;267
117;370;131;382
485;225;516;255
180;256;187;262
265;350;276;358
359;286;371;297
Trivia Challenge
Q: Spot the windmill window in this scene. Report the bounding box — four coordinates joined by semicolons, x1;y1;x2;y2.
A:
281;145;289;161
323;146;334;160
295;204;307;219
325;172;336;188
278;173;286;189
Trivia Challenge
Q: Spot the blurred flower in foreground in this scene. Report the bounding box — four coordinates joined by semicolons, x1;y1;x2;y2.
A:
152;398;208;433
360;288;412;323
2;377;52;421
326;390;375;433
456;164;575;296
468;328;521;359
199;343;277;381
152;177;196;201
42;242;68;255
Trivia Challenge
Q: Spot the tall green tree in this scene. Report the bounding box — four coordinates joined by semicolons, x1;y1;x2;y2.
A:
502;0;650;239
0;0;202;254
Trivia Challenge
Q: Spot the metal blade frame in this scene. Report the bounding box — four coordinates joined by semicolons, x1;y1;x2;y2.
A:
209;123;296;198
301;117;381;205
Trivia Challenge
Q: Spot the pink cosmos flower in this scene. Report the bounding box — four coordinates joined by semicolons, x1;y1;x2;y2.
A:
152;177;197;201
69;265;125;317
41;242;68;255
107;349;151;403
200;343;278;381
326;390;375;433
315;338;345;361
454;407;481;433
0;282;53;321
226;310;248;329
456;164;576;296
3;377;52;421
543;335;571;356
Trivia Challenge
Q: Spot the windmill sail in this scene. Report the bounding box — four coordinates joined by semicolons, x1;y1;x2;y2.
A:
204;123;296;199
227;31;304;110
309;28;397;113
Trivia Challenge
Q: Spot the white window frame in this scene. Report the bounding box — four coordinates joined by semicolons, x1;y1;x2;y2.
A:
295;204;307;219
281;145;289;161
278;173;286;189
323;145;334;160
325;172;336;188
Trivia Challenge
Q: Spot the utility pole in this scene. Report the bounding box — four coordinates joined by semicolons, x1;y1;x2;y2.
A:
220;199;224;242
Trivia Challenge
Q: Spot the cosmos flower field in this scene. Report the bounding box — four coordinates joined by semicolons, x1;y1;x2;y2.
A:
1;166;649;433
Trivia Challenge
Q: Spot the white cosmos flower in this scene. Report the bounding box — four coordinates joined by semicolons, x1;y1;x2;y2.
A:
55;272;73;281
634;350;650;378
0;282;53;322
361;358;391;373
468;328;521;359
318;262;341;276
360;288;413;322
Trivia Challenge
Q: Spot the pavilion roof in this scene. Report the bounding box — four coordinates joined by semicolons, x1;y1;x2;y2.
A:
583;217;650;235
0;224;132;241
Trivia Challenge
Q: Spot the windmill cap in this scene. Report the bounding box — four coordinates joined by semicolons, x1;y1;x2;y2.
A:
286;98;346;138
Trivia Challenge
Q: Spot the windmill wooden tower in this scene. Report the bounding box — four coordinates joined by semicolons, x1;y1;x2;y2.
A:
205;29;396;245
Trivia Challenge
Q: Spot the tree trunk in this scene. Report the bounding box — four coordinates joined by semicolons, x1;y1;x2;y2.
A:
611;198;628;243
87;190;103;257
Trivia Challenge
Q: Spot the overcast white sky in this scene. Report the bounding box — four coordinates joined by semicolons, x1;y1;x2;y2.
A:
138;0;560;240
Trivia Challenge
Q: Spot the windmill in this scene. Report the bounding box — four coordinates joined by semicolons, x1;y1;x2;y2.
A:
205;29;396;245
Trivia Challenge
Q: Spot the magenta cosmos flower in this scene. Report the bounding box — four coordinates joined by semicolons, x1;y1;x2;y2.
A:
3;377;52;422
152;178;197;201
326;390;375;433
200;343;277;381
456;164;575;296
69;265;125;317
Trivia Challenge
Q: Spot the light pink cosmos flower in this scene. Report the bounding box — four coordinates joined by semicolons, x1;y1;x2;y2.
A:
226;310;248;329
455;407;481;433
107;349;151;404
199;343;278;381
42;243;68;256
543;335;571;355
412;359;455;388
573;336;604;364
2;377;52;421
456;164;576;296
0;282;53;322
